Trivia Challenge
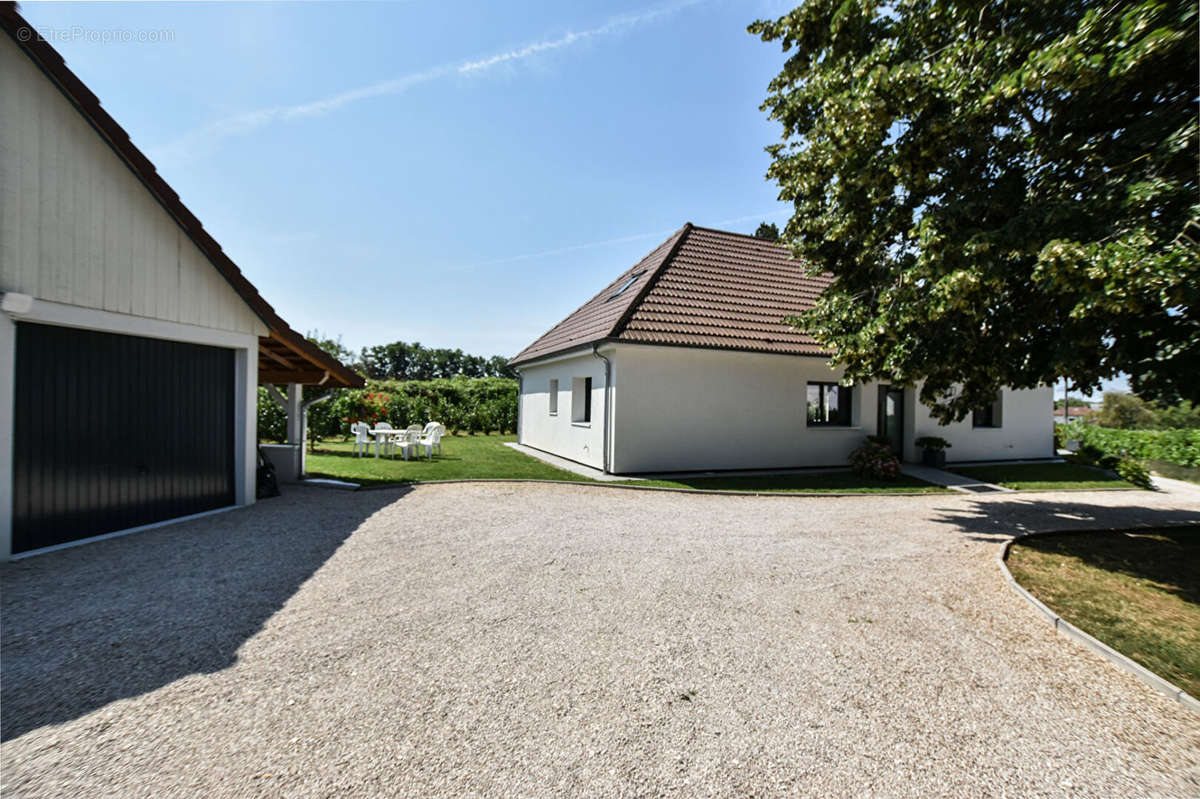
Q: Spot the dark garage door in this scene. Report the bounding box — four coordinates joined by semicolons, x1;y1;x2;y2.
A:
12;323;236;554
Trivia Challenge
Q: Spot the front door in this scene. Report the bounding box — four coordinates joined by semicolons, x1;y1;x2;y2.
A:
877;385;904;457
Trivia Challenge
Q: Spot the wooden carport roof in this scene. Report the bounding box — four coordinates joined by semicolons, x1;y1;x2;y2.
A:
258;329;362;387
1;3;364;389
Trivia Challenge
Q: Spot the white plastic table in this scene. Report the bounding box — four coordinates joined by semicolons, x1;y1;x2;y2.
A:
369;428;416;459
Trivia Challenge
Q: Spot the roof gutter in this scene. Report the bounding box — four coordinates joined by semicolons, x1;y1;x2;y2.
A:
592;343;612;474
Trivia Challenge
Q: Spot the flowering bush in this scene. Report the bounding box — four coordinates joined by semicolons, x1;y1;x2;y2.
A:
341;391;392;426
849;438;901;481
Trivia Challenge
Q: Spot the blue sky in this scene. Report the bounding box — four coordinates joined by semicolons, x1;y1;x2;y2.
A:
22;0;798;359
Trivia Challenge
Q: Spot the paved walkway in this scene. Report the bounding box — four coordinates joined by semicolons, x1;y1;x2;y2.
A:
900;463;1013;493
503;442;633;481
2;483;1198;797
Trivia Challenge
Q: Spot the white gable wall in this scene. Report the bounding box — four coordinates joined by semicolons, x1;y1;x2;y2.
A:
0;35;267;338
516;349;607;470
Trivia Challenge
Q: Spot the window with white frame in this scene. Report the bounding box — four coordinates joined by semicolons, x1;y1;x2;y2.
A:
572;376;592;423
548;378;558;415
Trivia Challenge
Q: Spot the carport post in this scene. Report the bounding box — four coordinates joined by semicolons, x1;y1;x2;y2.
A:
285;383;303;445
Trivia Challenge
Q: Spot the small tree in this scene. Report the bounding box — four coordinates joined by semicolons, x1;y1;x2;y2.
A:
1095;393;1157;430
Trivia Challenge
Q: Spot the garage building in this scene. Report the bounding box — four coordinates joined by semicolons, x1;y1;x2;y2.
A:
0;6;362;558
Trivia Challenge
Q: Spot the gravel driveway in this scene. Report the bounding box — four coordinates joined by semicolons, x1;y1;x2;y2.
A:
3;482;1199;797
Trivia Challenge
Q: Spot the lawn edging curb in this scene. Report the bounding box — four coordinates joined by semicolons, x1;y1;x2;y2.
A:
343;478;947;498
998;529;1199;713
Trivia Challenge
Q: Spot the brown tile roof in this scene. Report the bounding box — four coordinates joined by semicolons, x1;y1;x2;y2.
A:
510;223;832;365
1;3;363;388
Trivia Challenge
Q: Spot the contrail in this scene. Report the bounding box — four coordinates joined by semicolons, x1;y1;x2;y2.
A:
152;0;703;164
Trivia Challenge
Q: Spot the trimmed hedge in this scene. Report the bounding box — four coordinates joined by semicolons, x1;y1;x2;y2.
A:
1063;422;1200;467
257;377;518;442
329;377;517;436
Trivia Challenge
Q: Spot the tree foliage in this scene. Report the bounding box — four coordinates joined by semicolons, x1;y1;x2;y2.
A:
1095;392;1158;429
1092;392;1200;429
750;0;1199;422
754;222;781;242
359;340;515;381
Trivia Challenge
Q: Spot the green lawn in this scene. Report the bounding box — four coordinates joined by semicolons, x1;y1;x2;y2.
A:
305;435;590;485
303;434;946;493
1007;527;1200;698
949;462;1138;490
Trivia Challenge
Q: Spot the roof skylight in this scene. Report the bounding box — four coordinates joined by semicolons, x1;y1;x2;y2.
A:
608;269;646;300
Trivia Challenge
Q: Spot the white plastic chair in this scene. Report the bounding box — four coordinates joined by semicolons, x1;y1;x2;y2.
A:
416;425;442;460
374;421;394;457
351;422;371;457
422;422;445;456
390;428;418;460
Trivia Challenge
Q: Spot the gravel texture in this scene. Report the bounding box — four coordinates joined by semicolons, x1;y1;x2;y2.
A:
3;482;1199;797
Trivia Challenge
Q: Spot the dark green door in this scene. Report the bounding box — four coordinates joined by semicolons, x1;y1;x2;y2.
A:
877;385;904;456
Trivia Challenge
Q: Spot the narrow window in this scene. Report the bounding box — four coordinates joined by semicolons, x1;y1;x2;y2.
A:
806;382;852;426
548;379;558;415
972;393;1003;428
572;376;592;423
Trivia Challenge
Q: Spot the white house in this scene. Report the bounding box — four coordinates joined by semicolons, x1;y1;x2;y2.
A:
0;7;361;558
510;223;1053;474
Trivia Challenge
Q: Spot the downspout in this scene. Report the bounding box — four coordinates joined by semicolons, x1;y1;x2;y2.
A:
592;343;612;474
516;370;524;444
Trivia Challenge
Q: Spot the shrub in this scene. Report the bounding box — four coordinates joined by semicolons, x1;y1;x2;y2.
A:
849;438;901;481
1116;457;1153;489
258;377;519;443
914;436;952;451
1063;422;1200;467
330;377;518;437
257;387;288;442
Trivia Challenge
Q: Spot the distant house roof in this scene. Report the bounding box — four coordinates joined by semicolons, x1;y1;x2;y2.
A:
1;3;363;388
510;223;833;366
1054;406;1096;417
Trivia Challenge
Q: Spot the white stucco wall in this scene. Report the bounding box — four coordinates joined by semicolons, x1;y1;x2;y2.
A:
516;349;607;470
608;344;875;473
516;344;1055;475
908;385;1055;463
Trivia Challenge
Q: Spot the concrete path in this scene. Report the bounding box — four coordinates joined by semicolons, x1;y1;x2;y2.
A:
1152;474;1200;502
2;483;1198;797
503;442;634;481
900;463;1013;493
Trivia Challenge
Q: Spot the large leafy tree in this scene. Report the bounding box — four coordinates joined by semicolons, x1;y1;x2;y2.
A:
750;0;1198;422
359;340;516;380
